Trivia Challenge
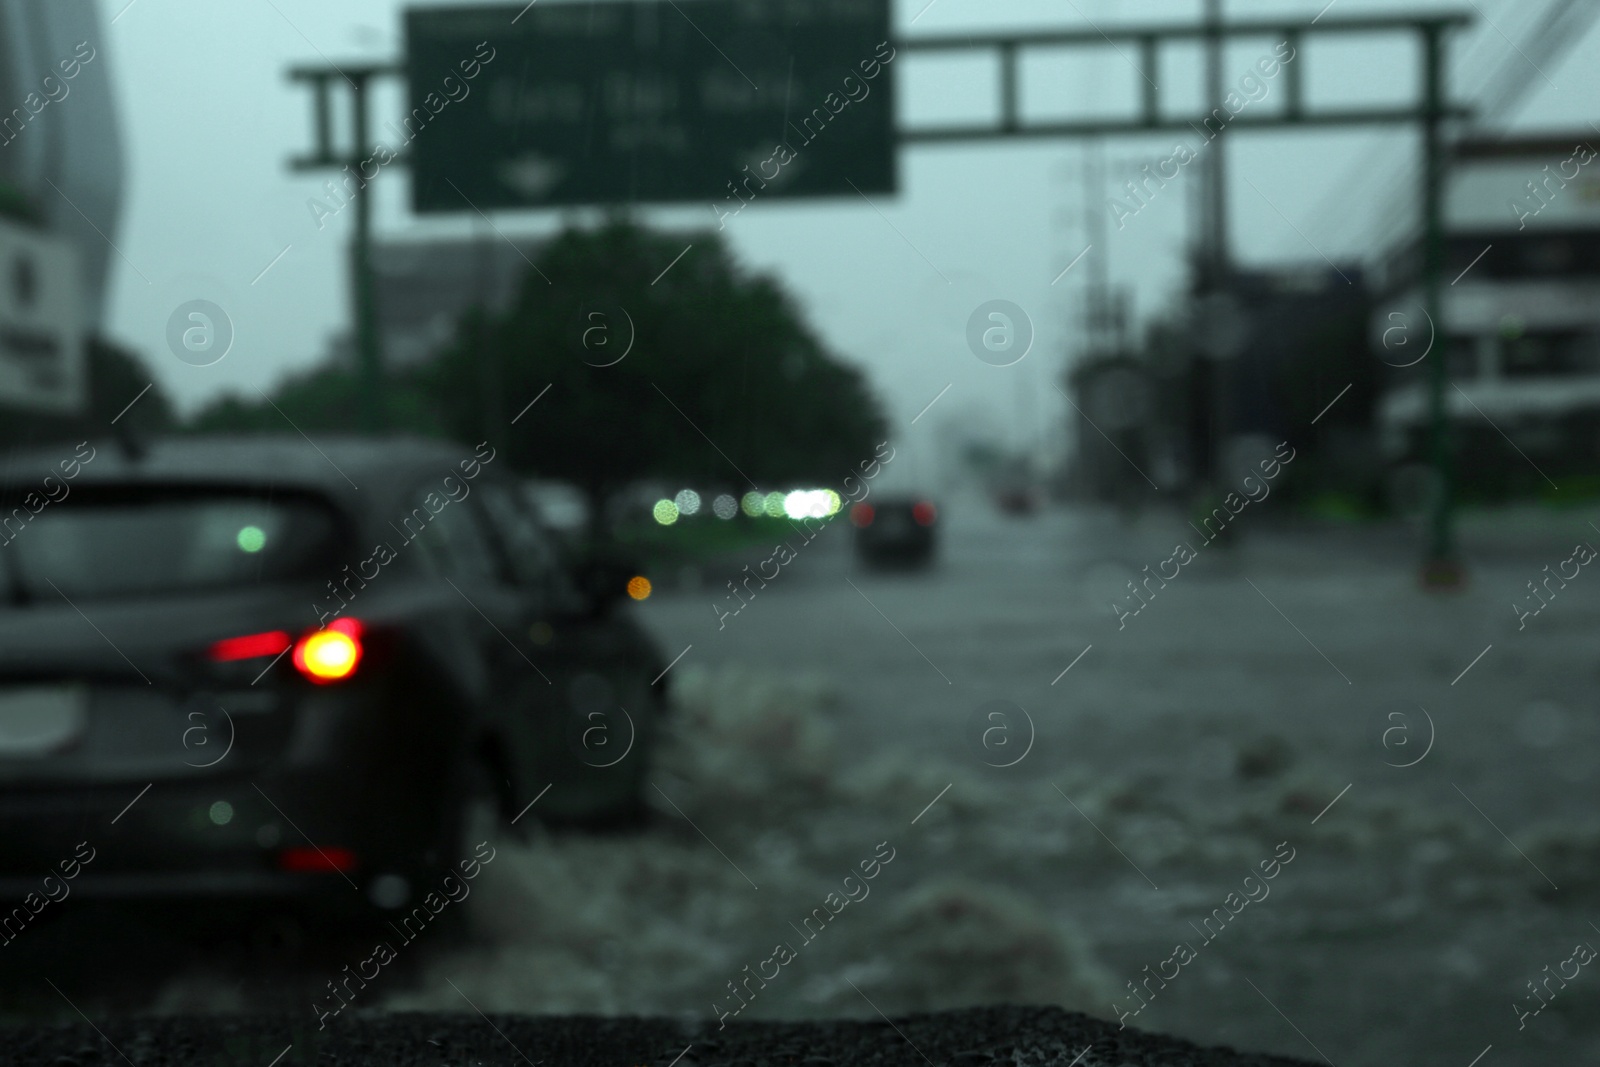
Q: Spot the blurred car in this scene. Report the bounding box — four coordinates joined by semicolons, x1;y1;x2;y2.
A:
850;495;939;568
524;479;589;544
0;436;666;925
991;485;1039;516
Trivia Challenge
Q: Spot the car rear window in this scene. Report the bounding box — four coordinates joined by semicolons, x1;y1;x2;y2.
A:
0;489;342;602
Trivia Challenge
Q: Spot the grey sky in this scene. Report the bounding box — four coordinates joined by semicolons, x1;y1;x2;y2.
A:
96;0;1600;457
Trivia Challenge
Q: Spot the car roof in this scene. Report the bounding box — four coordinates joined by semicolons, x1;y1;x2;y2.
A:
0;434;485;515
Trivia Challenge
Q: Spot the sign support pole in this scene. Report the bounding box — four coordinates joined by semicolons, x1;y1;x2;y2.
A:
1420;24;1457;585
349;72;385;434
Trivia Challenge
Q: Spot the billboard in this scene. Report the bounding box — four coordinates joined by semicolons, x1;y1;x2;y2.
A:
0;218;84;414
405;0;895;212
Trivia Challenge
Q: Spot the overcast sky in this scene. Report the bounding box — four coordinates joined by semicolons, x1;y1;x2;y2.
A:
95;0;1600;460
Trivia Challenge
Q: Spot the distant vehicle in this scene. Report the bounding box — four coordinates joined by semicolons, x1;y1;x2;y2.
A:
524;480;589;542
0;436;666;926
850;495;938;568
992;485;1039;516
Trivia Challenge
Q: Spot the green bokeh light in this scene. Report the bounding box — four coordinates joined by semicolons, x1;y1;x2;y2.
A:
236;525;266;553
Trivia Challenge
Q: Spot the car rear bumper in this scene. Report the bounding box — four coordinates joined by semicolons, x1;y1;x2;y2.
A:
0;762;454;914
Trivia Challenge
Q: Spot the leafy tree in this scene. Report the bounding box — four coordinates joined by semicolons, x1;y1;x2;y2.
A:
187;362;441;437
424;217;886;535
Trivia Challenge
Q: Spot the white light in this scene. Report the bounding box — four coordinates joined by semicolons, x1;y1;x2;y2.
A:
712;494;738;520
675;489;702;515
783;490;832;520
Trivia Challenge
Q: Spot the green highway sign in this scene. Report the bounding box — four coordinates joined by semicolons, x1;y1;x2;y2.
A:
404;0;895;213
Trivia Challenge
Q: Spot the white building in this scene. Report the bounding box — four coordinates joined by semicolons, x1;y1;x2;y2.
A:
1373;134;1600;482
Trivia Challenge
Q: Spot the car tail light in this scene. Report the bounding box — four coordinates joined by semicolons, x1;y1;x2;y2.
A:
912;501;938;527
292;617;364;684
850;503;875;527
208;630;292;663
278;845;356;873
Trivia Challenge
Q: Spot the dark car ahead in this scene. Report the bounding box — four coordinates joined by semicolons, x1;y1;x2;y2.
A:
0;436;666;925
849;495;939;568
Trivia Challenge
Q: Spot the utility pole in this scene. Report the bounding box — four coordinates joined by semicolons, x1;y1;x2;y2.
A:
1203;0;1228;276
1420;24;1459;586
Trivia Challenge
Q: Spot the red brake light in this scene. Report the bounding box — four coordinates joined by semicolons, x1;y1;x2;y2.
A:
851;503;875;527
292;617;364;684
912;501;937;526
208;630;292;663
278;846;356;873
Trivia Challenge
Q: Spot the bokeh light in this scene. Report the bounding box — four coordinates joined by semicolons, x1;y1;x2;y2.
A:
236;525;266;553
783;490;833;519
763;491;786;517
712;494;738;520
627;575;653;600
674;489;701;515
740;491;765;517
652;499;680;525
